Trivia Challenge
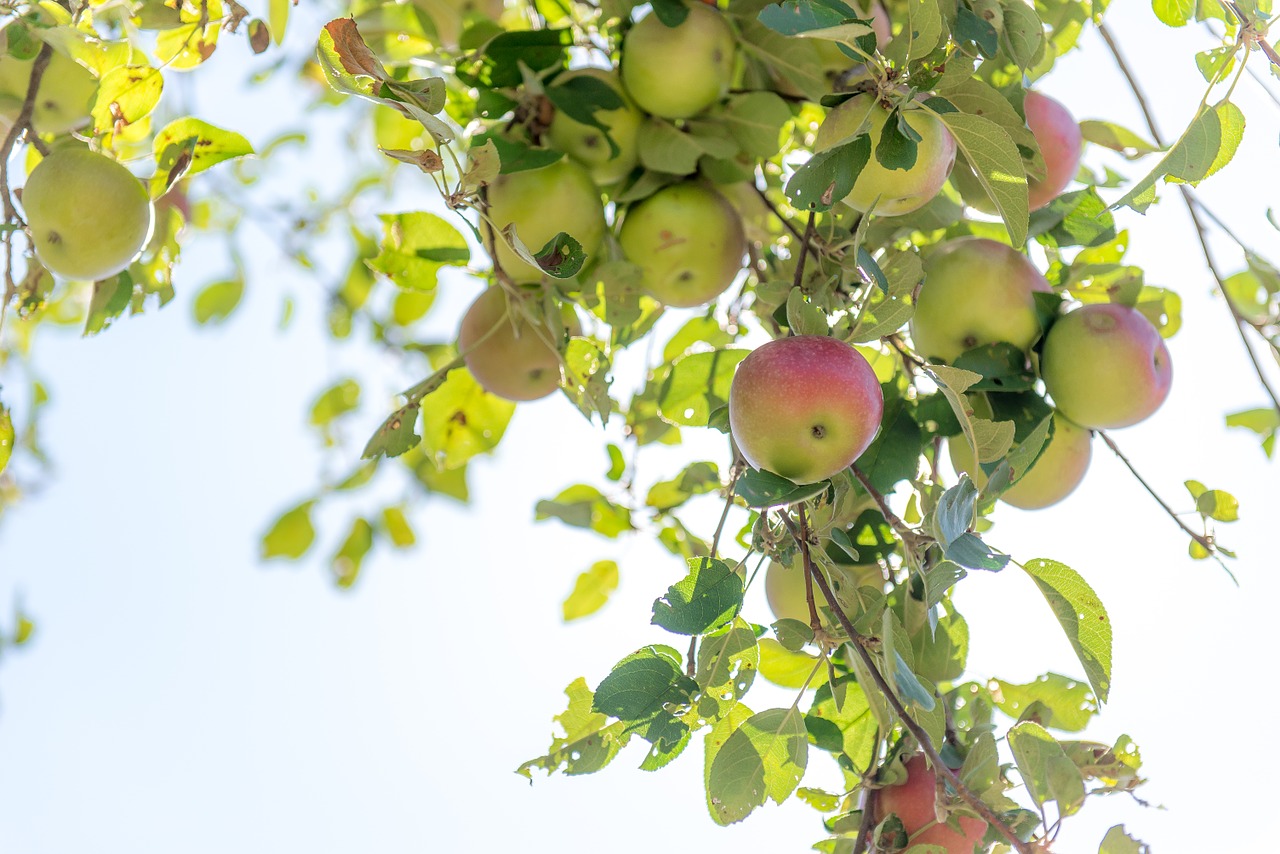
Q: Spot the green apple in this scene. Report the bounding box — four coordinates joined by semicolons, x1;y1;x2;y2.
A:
765;558;881;627
546;68;643;186
876;754;988;853
456;286;581;402
909;237;1052;363
22;148;154;281
1040;303;1172;429
485;157;606;285
621;4;735;119
813;92;956;216
729;335;884;485
952;90;1083;213
949;413;1092;509
0;50;97;135
617;182;745;308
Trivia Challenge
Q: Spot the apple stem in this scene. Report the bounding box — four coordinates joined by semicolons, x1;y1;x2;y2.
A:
1098;21;1280;420
778;509;1040;854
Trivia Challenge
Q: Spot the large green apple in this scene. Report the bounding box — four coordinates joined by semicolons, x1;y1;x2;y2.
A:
949;413;1092;509
765;558;881;627
621;4;735;119
456;286;581;402
876;754;988;853
0;50;97;135
485;157;606;285
952;90;1083;213
813;92;956;216
22;148;154;282
909;237;1052;363
729;335;884;485
546;68;643;186
1040;303;1172;429
617;182;745;308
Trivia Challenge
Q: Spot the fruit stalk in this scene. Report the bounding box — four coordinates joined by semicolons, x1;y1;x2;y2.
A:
777;509;1039;854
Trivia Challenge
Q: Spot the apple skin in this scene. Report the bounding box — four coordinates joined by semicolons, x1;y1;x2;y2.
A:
814;92;956;216
1040;303;1172;429
618;182;745;308
621;4;735;119
546;68;643;186
949;413;1092;509
0;50;97;135
952;90;1083;214
22;148;154;282
729;335;884;485
876;754;989;853
765;559;882;627
485;157;606;285
909;237;1052;363
457;287;581;402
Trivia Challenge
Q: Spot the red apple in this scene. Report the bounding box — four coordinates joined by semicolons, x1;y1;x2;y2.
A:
729;336;884;485
1040;303;1172;429
876;754;989;853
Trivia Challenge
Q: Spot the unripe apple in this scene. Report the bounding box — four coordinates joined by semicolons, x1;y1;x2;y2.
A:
621;4;735;119
1040;303;1172;429
618;182;745;308
765;559;882;626
0;50;97;135
22;148;154;281
485;158;606;285
876;754;989;853
909;237;1052;363
729;335;884;485
546;68;643;186
813;92;956;216
457;287;580;402
949;413;1092;509
952;90;1083;214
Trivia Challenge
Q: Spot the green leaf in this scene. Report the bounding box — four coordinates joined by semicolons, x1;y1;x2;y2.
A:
1111;100;1245;212
992;673;1098;732
362;403;422;460
419;368;515;470
808;676;876;770
884;0;945;63
261;500;316;560
1152;0;1196;27
192;278;244;325
381;506;416;548
734;468;829;508
310;378;360;429
1194;488;1239;522
0;406;14;475
269;0;290;44
563;560;620;622
1099;825;1148;854
331;517;374;588
786;289;830;336
953;5;999;56
518;678;631;778
368;212;469;291
150;118;253;198
716;91;791;158
1030;188;1118;249
706;707;809;825
636;117;732;175
935;111;1029;246
1079;120;1161;159
594;645;697;751
1225;406;1279;457
785;136;873;211
696;617;760;717
1000;0;1045;70
652;557;745;635
757;638;826;689
657;349;748;427
952;342;1038;392
92;65;163;134
646;461;721;511
1021;559;1112;703
535;484;634;538
1007;721;1087;816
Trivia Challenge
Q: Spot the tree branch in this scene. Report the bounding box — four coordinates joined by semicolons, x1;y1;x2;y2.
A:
792;210;817;292
1097;20;1280;418
777;510;1036;854
798;505;821;632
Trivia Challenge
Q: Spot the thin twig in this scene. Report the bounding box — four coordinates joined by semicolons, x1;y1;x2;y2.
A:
798;505;821;631
851;787;878;854
792;210;817;292
1097;430;1215;554
850;464;929;555
1097;20;1280;418
777;510;1036;854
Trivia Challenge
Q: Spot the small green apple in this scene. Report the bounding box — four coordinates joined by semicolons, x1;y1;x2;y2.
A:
876;754;988;853
456;286;581;402
485;157;606;285
909;237;1052;363
1040;303;1172;429
813;92;956;216
949;413;1092;509
618;182;745;308
729;335;884;485
546;68;643;186
621;4;735;119
0;50;97;135
22;148;154;281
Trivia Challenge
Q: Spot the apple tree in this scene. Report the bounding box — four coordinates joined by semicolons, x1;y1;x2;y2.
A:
2;0;1279;851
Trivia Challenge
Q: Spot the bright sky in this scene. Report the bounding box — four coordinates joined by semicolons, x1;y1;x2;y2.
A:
0;3;1277;852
